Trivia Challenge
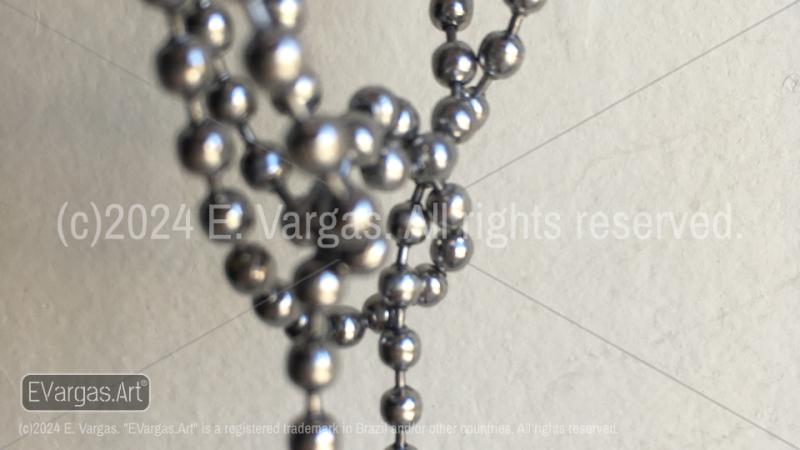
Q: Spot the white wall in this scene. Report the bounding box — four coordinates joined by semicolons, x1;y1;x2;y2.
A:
1;0;799;449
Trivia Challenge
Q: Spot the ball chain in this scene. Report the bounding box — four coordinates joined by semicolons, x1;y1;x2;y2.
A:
142;0;547;448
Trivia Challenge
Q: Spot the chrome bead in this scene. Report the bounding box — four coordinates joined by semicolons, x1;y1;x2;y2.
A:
266;0;306;30
208;78;257;123
504;0;547;15
339;237;389;274
466;90;490;130
241;141;291;190
416;264;447;307
361;142;409;190
293;258;343;306
430;229;473;271
285;313;310;339
288;413;337;450
199;190;253;241
388;202;429;245
157;36;211;97
363;294;394;332
246;31;303;88
177;119;234;176
389;98;419;142
271;71;322;118
426;183;471;229
478;31;525;79
429;0;473;31
286;116;346;174
348;86;399;130
185;4;233;54
379;265;423;307
224;243;274;293
287;339;336;390
431;96;476;143
379;327;421;370
310;185;380;251
408;133;458;182
254;285;299;327
432;41;477;86
342;112;383;166
281;194;317;246
328;306;366;347
385;445;418;450
380;386;423;427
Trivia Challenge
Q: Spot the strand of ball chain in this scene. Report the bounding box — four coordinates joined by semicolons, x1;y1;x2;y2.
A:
144;0;545;448
144;0;357;448
234;3;343;447
364;1;548;449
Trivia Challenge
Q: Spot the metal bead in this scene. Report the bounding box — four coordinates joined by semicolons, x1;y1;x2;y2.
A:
504;0;547;15
332;190;381;250
408;133;458;183
429;0;473;31
348;86;399;130
266;0;306;30
425;183;471;229
380;386;423;427
293;258;343;306
379;265;423;307
224;243;275;293
430;229;473;271
339;237;389;274
157;36;211;97
271;71;322;118
361;142;409;190
328;306;365;347
379;327;421;370
466;90;490;131
388;202;429;245
432;41;477;86
288;412;336;450
281;195;316;246
285;313;310;339
310;185;380;251
478;31;525;79
185;4;233;54
363;294;394;332
208;78;257;123
286;116;346;174
254;285;299;327
431;96;476;143
389;99;419;142
342;112;383;166
241;141;291;190
287;339;336;390
385;445;418;450
143;0;189;12
246;30;303;89
177;119;234;176
199;189;253;241
416;264;447;307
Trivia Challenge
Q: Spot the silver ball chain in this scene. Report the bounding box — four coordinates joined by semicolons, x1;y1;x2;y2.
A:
141;0;546;448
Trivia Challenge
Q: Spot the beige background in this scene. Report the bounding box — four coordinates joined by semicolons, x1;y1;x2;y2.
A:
1;0;799;449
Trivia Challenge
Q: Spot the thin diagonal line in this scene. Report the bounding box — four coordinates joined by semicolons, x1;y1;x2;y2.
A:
468;263;800;450
466;0;800;189
2;259;340;449
0;0;155;87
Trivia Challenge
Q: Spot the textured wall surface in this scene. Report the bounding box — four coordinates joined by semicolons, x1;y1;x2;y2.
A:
1;0;799;449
